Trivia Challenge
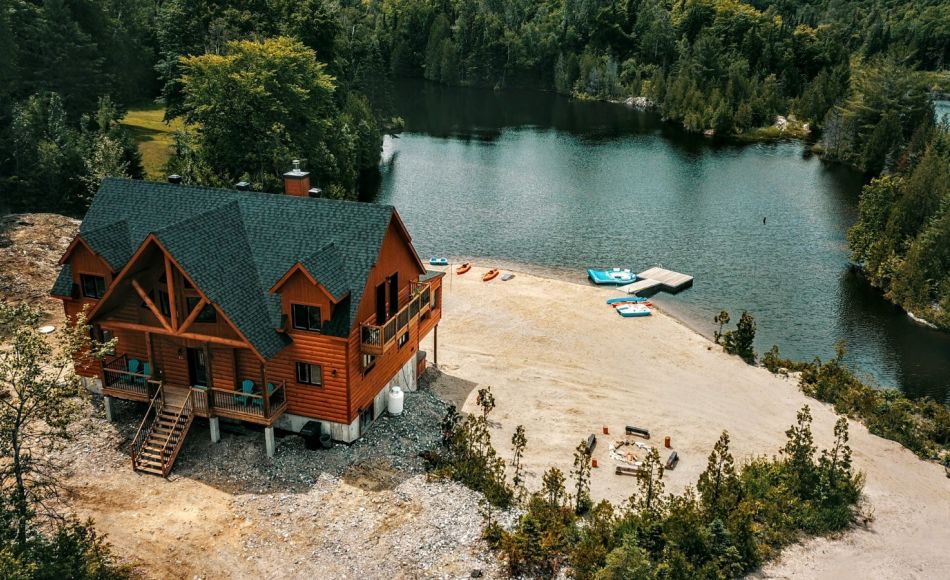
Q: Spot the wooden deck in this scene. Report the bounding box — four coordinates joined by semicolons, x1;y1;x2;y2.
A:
619;267;694;296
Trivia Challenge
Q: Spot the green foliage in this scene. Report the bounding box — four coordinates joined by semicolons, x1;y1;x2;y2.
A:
767;344;950;460
0;302;128;577
475;409;862;578
712;309;730;344
720;310;757;362
428;404;513;509
572;440;593;515
849;131;950;329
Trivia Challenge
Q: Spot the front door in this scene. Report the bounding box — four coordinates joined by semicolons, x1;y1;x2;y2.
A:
388;273;399;318
186;347;208;387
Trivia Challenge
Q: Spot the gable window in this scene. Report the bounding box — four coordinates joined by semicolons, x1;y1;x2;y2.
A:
186;296;217;323
157;290;171;317
295;362;323;386
291;304;322;332
80;274;106;299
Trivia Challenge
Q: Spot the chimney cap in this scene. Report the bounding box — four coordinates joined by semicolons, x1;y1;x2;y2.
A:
308;187;323;198
283;159;309;178
167;174;182;184
235;181;250;191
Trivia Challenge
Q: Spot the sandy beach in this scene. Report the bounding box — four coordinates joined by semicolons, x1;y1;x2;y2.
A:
423;265;950;579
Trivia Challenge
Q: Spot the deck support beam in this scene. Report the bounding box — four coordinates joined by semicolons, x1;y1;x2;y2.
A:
264;426;275;458
209;417;221;443
103;396;114;422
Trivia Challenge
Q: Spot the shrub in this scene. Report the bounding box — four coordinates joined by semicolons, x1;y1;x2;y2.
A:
719;310;757;362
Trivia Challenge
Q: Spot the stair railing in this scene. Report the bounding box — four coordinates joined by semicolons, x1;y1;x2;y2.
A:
130;384;165;469
157;389;194;476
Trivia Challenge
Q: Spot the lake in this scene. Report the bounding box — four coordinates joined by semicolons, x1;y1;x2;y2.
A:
373;80;950;403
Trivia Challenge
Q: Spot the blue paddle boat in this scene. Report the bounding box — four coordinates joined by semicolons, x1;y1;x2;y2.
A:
588;268;636;285
429;257;449;266
606;296;648;305
617;304;652;318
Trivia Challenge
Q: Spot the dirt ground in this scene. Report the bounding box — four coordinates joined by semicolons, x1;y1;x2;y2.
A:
422;265;950;579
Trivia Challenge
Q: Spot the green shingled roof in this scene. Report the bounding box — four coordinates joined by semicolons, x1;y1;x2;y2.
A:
51;264;73;298
66;178;399;359
299;243;348;301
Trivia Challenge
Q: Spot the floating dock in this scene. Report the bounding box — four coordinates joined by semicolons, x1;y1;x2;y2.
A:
619;267;693;296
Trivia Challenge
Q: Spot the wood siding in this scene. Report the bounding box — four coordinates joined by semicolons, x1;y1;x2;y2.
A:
265;332;350;425
347;221;434;422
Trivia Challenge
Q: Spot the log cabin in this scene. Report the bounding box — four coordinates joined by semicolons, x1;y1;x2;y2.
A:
51;169;444;476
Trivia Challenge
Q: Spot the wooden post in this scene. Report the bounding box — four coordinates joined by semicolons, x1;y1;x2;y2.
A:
164;255;178;331
203;342;214;415
145;332;154;374
261;363;270;418
434;324;438;367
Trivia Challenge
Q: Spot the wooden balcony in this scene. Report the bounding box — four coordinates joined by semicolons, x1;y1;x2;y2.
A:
190;382;287;425
102;353;162;402
100;354;287;426
360;281;432;356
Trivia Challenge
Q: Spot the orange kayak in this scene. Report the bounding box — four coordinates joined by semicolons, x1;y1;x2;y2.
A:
456;262;472;275
482;269;499;282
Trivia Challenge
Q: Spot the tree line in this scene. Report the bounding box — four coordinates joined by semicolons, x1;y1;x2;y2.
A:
0;0;393;213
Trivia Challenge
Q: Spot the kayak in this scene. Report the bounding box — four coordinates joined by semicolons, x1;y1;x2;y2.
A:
429;257;449;266
456;263;472;275
482;269;499;282
606;296;648;305
613;301;652;308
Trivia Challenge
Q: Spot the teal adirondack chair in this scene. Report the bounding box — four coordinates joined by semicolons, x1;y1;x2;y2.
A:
138;362;152;387
236;380;254;406
252;383;275;409
127;359;141;386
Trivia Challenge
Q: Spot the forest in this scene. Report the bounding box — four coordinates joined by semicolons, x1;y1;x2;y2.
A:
0;0;947;313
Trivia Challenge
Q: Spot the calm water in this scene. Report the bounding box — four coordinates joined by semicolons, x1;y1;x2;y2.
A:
373;80;950;403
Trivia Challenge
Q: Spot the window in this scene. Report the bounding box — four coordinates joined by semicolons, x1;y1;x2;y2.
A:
361;353;376;373
398;330;409;348
359;405;374;434
80;274;106;299
295;362;323;386
157;290;171;317
186;296;216;323
89;326;115;354
291;304;322;331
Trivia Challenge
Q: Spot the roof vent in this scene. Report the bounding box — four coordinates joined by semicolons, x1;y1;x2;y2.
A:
167;174;182;184
308;187;323;198
236;181;250;191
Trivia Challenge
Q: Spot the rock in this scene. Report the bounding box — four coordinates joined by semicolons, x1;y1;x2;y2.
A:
623;96;655;110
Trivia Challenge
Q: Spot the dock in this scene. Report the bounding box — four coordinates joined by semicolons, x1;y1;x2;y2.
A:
619;267;693;296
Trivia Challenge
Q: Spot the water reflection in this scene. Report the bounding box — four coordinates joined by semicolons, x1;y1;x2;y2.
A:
377;80;950;404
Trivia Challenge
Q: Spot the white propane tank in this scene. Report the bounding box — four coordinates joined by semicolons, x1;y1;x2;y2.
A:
387;386;404;416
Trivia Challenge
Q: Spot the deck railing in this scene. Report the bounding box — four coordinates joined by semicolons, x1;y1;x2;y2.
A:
201;381;287;423
129;386;164;467
360;281;432;355
102;353;161;401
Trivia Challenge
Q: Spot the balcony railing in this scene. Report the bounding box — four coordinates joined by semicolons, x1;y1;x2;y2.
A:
101;353;161;401
192;382;287;424
360;281;432;355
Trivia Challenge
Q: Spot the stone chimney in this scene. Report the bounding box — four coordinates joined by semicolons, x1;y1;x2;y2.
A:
282;160;310;196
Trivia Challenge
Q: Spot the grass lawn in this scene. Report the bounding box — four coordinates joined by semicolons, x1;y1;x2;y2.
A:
120;105;183;179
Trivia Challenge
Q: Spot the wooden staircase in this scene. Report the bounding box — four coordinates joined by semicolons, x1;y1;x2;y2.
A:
130;386;195;476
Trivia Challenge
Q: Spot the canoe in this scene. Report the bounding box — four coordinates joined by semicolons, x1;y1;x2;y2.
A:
588;268;637;285
482;268;499;282
456;263;472;275
429;257;449;266
501;273;515;281
606;296;648;305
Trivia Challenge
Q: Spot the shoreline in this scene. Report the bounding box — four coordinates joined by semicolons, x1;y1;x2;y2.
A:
421;263;950;578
